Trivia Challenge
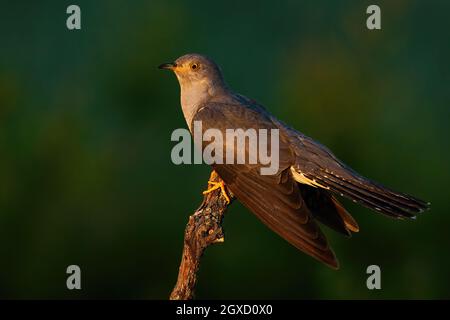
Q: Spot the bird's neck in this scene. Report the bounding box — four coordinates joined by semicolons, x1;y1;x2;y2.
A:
180;85;207;130
179;79;228;131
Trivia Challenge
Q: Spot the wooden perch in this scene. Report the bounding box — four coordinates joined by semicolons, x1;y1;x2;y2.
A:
170;171;233;300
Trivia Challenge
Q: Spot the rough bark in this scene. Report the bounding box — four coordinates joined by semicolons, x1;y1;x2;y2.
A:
170;171;233;300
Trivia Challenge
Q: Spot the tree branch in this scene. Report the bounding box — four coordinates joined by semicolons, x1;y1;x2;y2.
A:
170;171;233;300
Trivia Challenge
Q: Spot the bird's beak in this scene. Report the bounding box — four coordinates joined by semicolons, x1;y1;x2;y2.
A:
158;62;176;70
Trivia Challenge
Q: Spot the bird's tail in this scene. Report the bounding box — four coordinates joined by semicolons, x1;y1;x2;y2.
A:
311;168;430;219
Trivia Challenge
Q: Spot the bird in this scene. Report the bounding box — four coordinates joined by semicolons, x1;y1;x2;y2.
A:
159;53;430;269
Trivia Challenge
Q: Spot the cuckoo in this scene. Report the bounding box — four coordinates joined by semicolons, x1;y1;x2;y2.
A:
159;53;430;268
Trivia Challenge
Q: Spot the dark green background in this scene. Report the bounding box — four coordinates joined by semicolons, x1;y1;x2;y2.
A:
0;0;449;299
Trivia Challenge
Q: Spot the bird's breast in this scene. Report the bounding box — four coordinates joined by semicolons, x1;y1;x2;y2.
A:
180;87;211;130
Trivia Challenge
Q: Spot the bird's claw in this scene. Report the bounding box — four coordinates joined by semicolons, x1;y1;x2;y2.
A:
202;180;231;204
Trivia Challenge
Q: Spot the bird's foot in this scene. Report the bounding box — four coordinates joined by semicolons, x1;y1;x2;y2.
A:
203;180;231;204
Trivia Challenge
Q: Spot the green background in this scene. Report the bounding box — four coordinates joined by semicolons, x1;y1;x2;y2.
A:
0;0;449;299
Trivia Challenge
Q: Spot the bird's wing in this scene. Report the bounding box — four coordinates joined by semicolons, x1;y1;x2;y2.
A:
192;102;338;268
277;122;430;219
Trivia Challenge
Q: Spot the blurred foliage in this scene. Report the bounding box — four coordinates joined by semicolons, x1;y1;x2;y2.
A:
0;0;449;299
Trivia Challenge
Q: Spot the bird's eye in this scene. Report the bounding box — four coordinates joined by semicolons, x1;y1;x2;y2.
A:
191;63;199;70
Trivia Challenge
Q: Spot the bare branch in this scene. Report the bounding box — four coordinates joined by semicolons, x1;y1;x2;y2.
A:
170;171;233;300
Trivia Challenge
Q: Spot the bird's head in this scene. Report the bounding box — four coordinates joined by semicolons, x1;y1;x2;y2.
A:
159;53;226;95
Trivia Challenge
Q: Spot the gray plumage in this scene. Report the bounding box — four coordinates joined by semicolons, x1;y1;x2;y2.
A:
159;53;430;269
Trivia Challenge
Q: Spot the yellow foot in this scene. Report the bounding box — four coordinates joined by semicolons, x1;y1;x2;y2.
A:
203;180;231;204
